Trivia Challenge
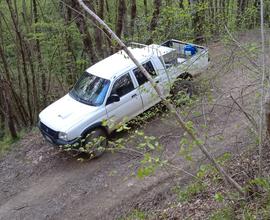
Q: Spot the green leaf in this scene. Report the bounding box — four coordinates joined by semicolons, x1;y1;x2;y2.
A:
148;143;155;150
214;192;224;202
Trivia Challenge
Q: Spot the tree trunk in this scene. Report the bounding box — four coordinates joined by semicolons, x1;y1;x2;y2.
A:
6;96;18;140
237;0;245;24
259;0;266;177
190;0;205;42
147;0;162;44
0;92;5;140
33;0;47;108
130;0;137;38
265;99;270;137
6;0;33;125
149;0;162;31
94;0;104;58
0;32;28;127
166;0;173;6
143;0;148;16
179;0;184;9
115;0;127;38
0;81;18;139
67;0;98;64
63;1;78;85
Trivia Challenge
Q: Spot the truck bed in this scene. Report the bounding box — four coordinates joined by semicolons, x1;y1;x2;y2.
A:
160;39;209;80
129;39;209;85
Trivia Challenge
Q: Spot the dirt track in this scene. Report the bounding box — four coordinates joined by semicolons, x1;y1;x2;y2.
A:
0;29;269;220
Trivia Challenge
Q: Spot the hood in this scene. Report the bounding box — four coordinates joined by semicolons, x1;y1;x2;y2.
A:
39;94;98;132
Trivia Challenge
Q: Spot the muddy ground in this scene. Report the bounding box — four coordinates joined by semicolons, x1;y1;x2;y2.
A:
0;29;269;220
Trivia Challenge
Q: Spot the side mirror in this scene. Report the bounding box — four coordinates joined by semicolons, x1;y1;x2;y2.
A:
106;94;120;105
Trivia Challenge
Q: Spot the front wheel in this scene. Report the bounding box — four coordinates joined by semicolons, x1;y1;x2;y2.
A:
83;128;108;158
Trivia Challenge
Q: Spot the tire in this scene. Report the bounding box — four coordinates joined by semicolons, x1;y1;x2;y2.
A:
172;79;194;97
171;79;194;106
84;128;108;158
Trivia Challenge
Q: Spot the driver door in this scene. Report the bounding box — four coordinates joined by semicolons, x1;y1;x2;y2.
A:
105;72;143;130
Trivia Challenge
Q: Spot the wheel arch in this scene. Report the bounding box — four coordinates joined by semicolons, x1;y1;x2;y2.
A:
178;72;193;80
81;122;109;138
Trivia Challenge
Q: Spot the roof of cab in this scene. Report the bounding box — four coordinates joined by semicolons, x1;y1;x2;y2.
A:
86;44;175;80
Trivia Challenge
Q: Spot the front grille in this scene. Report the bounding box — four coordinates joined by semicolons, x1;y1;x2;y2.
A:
40;122;59;139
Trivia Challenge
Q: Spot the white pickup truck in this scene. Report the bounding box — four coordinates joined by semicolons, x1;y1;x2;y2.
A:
39;39;209;155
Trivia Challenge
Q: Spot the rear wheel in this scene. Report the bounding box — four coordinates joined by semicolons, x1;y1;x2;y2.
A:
84;128;108;159
171;79;194;106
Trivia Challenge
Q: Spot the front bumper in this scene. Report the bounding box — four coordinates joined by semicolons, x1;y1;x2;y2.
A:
54;137;80;146
38;121;81;147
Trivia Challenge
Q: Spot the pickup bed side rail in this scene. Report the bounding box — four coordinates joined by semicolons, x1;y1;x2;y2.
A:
161;39;207;51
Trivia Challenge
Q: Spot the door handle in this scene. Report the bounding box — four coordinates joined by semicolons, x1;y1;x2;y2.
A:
131;94;138;98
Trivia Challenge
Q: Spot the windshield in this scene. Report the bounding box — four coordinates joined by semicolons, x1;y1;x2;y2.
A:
70;72;110;106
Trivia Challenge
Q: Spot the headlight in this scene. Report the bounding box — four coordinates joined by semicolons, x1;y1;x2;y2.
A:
59;132;68;141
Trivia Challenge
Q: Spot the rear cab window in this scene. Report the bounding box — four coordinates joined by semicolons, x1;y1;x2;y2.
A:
133;61;157;86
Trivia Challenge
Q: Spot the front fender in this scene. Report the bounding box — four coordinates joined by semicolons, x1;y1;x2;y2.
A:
81;122;109;138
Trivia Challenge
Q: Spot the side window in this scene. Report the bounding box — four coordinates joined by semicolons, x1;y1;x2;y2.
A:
133;61;157;86
111;73;134;97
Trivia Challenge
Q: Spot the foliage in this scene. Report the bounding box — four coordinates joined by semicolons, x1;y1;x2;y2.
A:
119;209;148;220
0;136;16;156
209;207;235;220
0;131;25;157
174;181;207;202
154;5;193;42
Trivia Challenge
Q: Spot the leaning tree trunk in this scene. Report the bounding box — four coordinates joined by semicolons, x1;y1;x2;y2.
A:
77;0;245;196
